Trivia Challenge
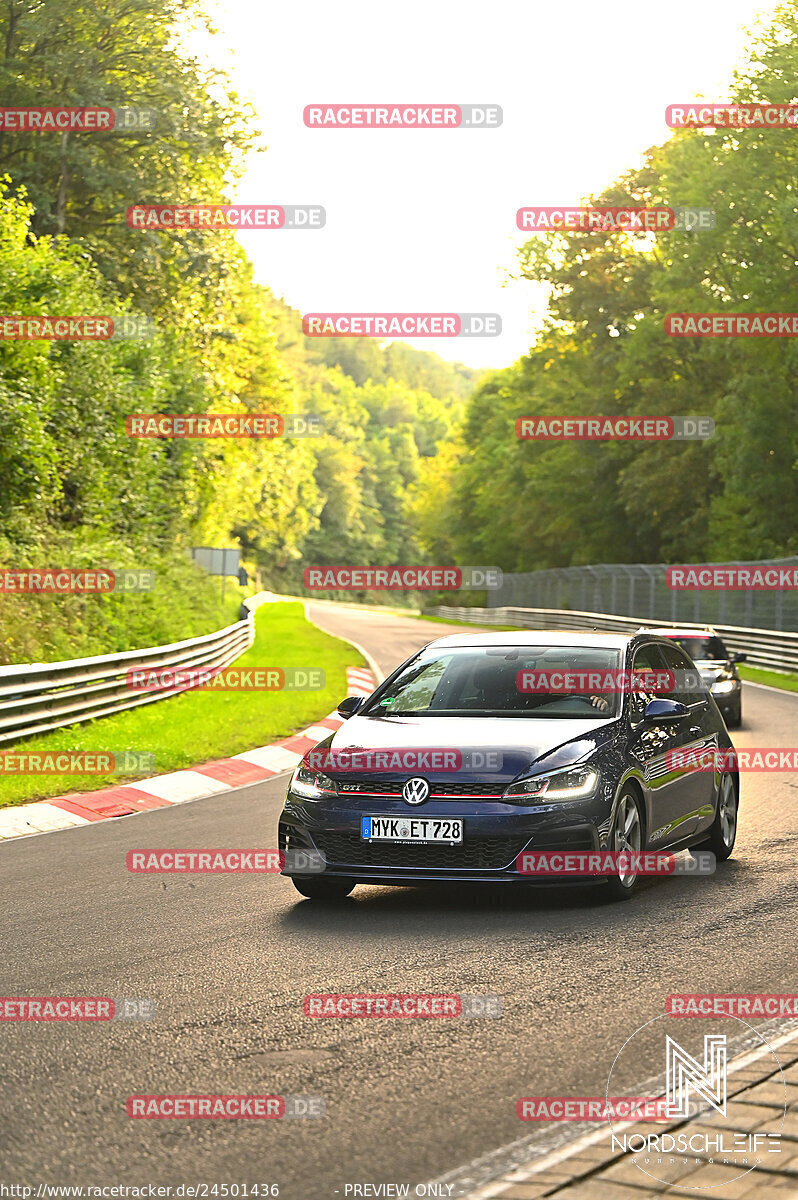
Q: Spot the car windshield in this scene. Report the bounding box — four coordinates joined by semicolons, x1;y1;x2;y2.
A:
673;636;728;661
360;645;623;718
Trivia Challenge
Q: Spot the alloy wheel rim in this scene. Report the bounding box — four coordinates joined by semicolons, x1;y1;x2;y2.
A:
719;774;737;847
613;793;641;887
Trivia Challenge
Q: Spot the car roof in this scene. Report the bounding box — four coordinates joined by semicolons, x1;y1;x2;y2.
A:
637;627;719;638
425;629;637;651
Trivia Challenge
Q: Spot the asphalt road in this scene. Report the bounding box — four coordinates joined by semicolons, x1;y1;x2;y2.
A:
2;603;798;1197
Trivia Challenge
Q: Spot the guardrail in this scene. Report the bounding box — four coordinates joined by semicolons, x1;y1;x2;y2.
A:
0;591;272;746
427;605;798;674
486;559;798;632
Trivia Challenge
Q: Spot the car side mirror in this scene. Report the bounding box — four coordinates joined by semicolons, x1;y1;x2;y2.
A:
642;698;689;726
337;695;365;719
728;651;747;664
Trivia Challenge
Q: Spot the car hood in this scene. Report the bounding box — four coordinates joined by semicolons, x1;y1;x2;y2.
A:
324;713;619;783
693;658;734;684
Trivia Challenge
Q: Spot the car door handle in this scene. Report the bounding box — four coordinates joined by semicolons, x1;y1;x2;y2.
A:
688;725;702;736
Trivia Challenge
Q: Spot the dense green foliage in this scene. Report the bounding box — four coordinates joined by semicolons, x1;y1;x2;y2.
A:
422;2;798;571
2;0;797;667
0;0;476;662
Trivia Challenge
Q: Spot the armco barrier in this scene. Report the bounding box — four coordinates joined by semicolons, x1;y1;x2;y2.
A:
0;591;272;746
427;605;798;674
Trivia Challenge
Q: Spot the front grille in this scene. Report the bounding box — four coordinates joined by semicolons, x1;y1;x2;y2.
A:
426;781;506;798
315;832;525;871
333;779;505;799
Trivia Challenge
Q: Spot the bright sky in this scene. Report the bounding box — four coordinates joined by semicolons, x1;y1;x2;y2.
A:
202;0;777;369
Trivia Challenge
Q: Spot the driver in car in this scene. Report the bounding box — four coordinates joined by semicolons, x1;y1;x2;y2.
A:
473;662;610;712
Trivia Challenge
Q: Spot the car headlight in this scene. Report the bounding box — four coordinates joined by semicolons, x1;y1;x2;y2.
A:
503;765;599;804
289;764;337;799
711;679;739;694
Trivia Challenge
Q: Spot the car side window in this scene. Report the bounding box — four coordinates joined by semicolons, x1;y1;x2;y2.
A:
659;642;707;706
629;644;667;723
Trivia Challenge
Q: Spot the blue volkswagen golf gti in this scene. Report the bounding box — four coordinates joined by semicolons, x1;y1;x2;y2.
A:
278;630;739;902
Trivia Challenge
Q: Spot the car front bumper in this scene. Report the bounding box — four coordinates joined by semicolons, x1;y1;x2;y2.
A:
278;789;611;885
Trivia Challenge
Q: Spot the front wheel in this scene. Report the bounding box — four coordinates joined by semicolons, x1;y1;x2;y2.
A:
291;875;355;901
604;789;643;901
692;772;737;862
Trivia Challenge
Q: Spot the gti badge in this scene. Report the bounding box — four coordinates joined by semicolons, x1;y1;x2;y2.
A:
402;777;430;806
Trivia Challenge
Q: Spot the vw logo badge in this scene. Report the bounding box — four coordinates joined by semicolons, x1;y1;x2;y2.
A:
402;777;430;806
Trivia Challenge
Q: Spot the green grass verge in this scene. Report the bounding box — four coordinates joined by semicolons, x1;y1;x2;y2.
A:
738;664;798;694
417;613;522;632
1;601;364;808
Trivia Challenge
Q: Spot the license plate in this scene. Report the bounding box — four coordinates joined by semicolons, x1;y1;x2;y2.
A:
361;816;463;844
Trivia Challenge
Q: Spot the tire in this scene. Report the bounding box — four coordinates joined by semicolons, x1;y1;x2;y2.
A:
291;875;355;901
604;789;643;901
692;772;737;862
726;700;742;729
